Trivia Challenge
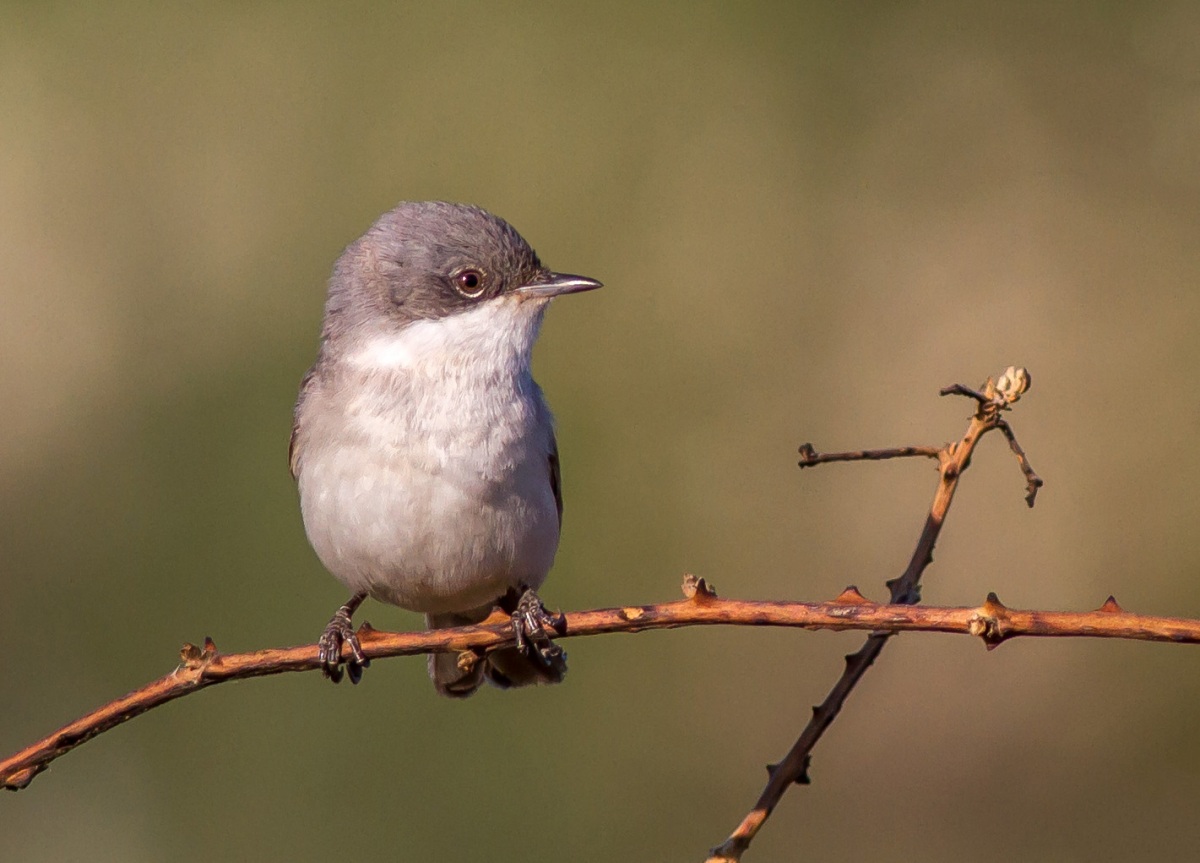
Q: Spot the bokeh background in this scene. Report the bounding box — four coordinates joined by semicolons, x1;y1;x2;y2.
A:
4;2;1200;860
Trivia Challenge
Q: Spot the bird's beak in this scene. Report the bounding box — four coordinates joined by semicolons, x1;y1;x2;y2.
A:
514;272;603;298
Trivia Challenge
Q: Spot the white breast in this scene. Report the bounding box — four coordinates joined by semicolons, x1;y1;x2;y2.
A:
296;298;561;614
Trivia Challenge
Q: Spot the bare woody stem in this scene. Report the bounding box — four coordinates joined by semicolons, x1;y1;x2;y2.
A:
2;586;1195;793
997;417;1044;507
797;443;941;466
707;369;1039;862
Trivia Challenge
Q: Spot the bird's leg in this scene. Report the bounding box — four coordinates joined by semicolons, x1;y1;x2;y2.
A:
505;586;566;668
318;592;369;684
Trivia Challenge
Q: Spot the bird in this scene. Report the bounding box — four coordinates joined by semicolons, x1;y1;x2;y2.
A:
289;201;601;695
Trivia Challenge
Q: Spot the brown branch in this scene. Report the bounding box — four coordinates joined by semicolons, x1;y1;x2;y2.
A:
938;381;991;404
997;417;1044;506
4;585;1198;793
707;366;1037;862
797;443;941;466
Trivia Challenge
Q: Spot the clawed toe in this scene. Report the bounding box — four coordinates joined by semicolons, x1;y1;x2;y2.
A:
511;588;566;668
318;594;368;684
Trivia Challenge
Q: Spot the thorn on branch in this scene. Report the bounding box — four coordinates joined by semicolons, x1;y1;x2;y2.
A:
969;592;1011;650
766;757;811;785
178;637;219;676
796;756;812;785
682;574;718;601
832;586;871;605
1098;596;1123;613
885;576;922;606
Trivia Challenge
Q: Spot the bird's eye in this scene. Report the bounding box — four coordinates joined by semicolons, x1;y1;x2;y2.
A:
453;268;486;298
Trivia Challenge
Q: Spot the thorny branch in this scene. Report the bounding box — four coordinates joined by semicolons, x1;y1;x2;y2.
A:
5;581;1200;792
707;366;1039;862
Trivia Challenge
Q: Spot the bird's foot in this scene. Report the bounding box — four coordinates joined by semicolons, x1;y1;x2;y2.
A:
510;588;566;670
318;594;368;684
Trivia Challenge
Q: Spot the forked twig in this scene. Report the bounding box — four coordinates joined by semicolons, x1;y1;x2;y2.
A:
707;366;1037;862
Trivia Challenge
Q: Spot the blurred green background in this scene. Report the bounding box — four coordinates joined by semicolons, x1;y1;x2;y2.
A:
4;2;1200;860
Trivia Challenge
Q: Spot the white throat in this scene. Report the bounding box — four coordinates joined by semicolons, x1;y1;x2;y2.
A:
346;298;546;381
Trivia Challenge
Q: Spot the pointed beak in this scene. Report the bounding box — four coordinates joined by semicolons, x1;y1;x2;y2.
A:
514;272;603;298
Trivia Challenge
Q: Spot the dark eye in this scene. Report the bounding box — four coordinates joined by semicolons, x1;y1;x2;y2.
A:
453;268;486;298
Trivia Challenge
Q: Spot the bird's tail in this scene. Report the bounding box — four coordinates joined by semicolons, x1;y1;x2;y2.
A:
426;605;567;698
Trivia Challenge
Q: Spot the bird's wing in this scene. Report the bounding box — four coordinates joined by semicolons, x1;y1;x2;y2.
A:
288;366;317;481
549;431;563;529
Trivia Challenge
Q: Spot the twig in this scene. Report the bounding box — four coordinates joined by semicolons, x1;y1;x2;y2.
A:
938;382;991;404
4;584;1196;792
997;418;1043;506
707;366;1038;862
797;443;941;467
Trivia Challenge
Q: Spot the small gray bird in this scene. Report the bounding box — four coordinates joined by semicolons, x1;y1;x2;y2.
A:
290;201;601;695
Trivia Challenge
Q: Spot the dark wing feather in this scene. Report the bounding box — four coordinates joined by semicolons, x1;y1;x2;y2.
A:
548;431;563;528
288;366;317;480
